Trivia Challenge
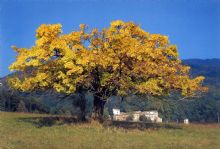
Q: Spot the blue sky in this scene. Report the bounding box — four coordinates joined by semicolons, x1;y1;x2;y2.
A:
0;0;219;77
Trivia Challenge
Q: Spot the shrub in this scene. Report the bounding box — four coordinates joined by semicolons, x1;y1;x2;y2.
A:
139;115;151;122
103;108;110;120
16;100;27;112
126;114;134;121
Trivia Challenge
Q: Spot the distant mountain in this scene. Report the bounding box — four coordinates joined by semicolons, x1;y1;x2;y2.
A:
182;59;220;101
183;58;220;67
183;59;220;84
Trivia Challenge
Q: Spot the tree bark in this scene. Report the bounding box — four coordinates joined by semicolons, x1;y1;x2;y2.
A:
92;95;106;122
78;93;87;121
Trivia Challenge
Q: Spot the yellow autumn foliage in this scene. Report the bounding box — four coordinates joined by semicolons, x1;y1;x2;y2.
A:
8;20;207;100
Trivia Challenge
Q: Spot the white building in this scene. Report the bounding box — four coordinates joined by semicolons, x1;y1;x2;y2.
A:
112;109;162;123
184;118;189;124
112;108;120;115
141;111;159;122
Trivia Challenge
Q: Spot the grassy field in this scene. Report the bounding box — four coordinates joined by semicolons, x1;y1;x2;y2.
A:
0;112;220;149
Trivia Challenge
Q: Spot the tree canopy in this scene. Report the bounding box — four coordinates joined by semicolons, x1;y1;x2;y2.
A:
8;20;207;119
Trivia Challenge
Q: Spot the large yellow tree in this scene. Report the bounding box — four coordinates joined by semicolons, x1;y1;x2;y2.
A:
8;20;207;120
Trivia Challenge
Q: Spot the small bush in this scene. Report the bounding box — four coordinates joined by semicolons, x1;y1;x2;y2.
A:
103;108;110;120
126;115;134;121
16;100;27;112
139;115;151;122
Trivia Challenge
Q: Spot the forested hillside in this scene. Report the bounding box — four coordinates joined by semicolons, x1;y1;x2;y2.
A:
0;59;220;122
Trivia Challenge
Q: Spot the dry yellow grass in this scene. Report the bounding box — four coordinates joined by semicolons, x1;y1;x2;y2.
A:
0;112;220;149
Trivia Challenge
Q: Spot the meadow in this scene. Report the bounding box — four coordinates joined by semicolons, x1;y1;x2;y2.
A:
0;112;220;149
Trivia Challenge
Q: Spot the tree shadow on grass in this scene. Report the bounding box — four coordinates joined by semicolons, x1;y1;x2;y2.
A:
17;116;182;130
17;116;87;128
103;121;183;130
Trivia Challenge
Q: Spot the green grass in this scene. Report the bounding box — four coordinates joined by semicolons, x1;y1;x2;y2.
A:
0;112;220;149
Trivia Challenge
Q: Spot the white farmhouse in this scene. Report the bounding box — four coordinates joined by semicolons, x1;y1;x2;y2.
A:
184;118;189;124
112;109;162;123
112;108;120;115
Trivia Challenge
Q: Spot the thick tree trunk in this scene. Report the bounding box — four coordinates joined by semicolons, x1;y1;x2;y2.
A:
78;93;86;121
92;96;106;122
